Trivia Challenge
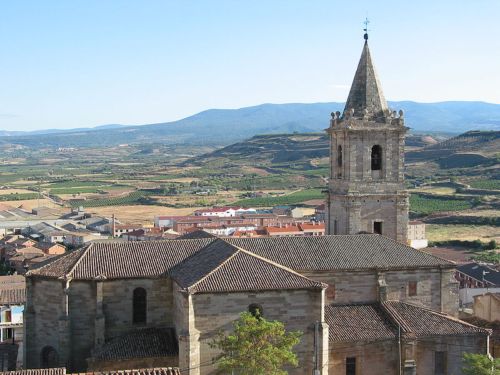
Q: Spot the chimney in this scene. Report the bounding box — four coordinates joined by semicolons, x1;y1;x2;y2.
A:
377;273;388;302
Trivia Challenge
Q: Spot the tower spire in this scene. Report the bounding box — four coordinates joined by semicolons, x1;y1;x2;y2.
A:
343;23;388;121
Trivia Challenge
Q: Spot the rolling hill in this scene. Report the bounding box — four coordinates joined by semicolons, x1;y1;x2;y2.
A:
0;101;499;148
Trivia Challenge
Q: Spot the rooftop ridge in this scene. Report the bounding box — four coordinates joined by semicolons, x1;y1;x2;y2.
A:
66;243;94;280
235;244;326;289
185;239;241;293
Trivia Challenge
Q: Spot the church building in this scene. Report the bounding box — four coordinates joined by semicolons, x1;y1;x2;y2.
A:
21;35;490;375
327;32;409;243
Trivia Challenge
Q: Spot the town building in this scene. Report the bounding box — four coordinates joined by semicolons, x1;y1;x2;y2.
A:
0;275;25;370
24;234;488;374
326;32;409;243
407;221;428;249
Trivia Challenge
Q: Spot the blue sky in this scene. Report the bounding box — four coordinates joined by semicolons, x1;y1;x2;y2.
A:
0;0;499;131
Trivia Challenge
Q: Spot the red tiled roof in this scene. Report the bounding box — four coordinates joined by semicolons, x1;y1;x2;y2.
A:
0;368;181;375
325;301;489;344
265;225;301;233
93;328;178;360
170;239;325;294
298;222;325;231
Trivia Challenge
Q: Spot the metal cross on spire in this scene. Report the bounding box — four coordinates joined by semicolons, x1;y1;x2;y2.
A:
363;17;370;41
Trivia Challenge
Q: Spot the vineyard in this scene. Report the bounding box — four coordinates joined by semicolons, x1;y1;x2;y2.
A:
0;193;39;201
410;194;473;215
69;191;154;208
469;179;500;190
235;188;324;207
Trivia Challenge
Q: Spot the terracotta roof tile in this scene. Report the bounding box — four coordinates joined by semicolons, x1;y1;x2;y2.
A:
325;302;489;344
325;304;396;342
93;328;178;361
0;368;181;375
0;288;25;304
382;301;490;338
171;239;325;294
28;235;451;281
0;369;66;375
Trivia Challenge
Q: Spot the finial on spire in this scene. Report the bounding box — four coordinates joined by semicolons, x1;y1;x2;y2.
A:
363;17;370;41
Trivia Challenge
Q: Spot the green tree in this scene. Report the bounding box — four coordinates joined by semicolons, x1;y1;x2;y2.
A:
463;353;500;375
210;311;302;375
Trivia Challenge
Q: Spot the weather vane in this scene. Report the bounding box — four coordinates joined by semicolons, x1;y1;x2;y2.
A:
363;17;370;41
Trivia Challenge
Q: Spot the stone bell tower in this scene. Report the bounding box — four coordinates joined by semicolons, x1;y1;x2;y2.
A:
326;32;409;243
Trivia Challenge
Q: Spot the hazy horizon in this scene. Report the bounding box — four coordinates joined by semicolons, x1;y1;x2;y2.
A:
1;0;499;131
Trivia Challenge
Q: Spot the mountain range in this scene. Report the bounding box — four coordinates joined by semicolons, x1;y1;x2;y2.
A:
0;101;499;148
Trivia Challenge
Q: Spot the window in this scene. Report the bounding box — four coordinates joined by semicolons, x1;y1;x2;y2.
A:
408;281;417;297
133;287;147;324
373;221;382;235
333;219;338;235
435;351;447;375
337;146;343;167
41;346;58;368
346;357;356;375
248;303;263;318
371;145;382;170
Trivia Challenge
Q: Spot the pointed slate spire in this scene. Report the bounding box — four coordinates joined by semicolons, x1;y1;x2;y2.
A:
344;39;389;120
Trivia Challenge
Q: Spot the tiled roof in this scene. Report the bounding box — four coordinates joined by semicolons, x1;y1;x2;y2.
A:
382;301;490;338
176;230;216;240
226;235;451;271
325;301;489;343
325;304;396;342
28;240;212;279
0;288;25;304
93;328;178;360
0;368;181;375
171;239;325;294
457;263;500;286
0;369;66;375
89;369;181;375
28;235;451;281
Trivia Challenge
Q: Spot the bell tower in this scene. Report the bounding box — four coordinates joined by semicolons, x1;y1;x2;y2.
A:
326;31;409;243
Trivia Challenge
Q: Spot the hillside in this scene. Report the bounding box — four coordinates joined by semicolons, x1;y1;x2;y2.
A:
188;133;446;166
406;131;500;169
0;101;499;148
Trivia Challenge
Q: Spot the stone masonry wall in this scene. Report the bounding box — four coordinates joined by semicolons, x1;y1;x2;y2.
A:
101;278;173;339
329;339;398;375
301;268;455;312
68;281;96;371
25;278;65;369
414;335;488;375
191;289;324;375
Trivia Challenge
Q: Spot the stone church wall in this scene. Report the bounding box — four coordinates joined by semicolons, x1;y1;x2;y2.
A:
301;268;457;313
101;278;173;339
25;278;65;368
414;335;488;375
329;339;398;375
68;281;96;371
191;289;323;375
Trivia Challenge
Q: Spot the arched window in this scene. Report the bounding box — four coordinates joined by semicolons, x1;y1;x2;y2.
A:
337;145;343;168
371;145;382;170
133;287;147;324
248;303;263;318
41;346;58;368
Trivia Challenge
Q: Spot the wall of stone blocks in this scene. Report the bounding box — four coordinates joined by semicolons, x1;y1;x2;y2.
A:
329;340;398;375
302;270;378;305
414;335;488;375
25;278;65;369
68;281;96;371
191;289;324;375
101;278;173;339
301;269;453;312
